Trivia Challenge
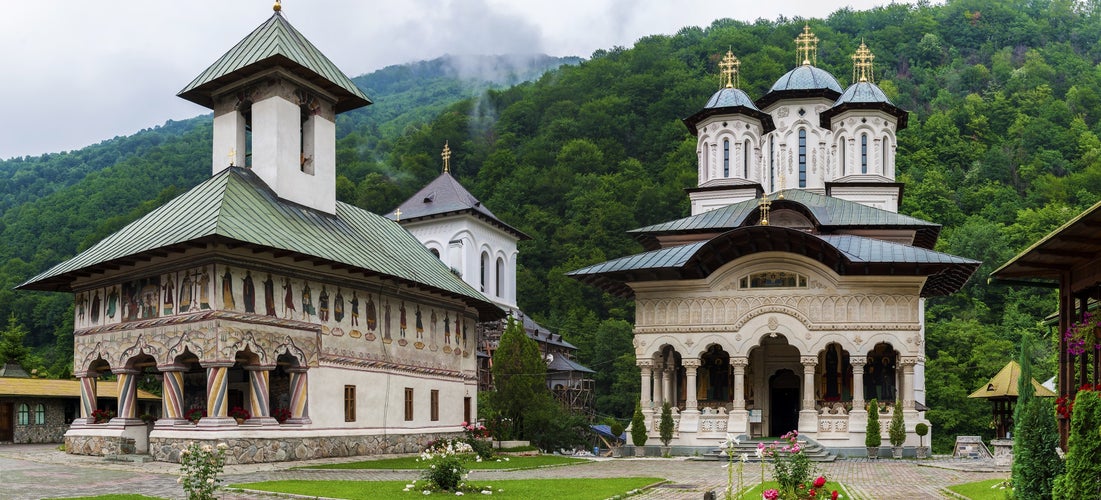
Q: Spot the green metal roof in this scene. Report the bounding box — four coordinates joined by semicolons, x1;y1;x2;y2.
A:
631;189;939;248
18;167;500;319
568;226;978;298
178;12;371;113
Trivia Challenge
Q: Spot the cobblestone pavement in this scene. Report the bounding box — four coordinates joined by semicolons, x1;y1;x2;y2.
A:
0;445;1008;499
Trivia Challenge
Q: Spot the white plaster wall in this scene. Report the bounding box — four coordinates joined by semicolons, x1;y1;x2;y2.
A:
402;215;519;310
309;366;474;431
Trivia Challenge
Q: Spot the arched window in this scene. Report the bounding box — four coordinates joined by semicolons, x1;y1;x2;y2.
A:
495;257;504;298
882;135;890;174
723;139;730;177
17;403;29;425
479;252;489;293
839;139;846;175
430;248;440;259
798;129;807;188
769;135;775;190
34;404;45;425
743;139;750;178
861;134;868;174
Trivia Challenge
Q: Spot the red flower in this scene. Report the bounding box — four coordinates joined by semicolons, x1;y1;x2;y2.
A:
814;476;827;488
831;491;839;500
809;490;817;497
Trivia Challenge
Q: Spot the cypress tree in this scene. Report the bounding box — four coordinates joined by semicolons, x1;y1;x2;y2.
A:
1012;334;1062;499
1053;390;1101;499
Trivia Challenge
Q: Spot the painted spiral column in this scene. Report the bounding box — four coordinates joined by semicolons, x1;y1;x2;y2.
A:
113;367;141;421
245;365;279;425
199;361;235;426
286;366;312;424
78;373;98;424
158;364;186;424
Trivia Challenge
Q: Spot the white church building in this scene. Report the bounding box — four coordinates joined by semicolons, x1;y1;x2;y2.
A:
569;28;979;453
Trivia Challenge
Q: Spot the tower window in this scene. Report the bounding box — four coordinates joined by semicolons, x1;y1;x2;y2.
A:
723;139;730;177
861;134;868;174
480;252;489;292
840;139;846;175
882;135;889;174
495;257;504;298
798;129;807;188
743;139;750;178
769;135;775;190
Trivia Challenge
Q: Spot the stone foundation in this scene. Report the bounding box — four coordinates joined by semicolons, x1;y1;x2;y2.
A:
148;431;461;464
65;435;136;456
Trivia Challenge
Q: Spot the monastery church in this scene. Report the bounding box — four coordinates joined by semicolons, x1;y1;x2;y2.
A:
18;4;502;463
570;28;980;452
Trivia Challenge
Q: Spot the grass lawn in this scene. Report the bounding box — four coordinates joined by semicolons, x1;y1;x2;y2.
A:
299;454;588;470
734;480;848;499
946;478;1013;499
45;496;165;500
232;477;663;499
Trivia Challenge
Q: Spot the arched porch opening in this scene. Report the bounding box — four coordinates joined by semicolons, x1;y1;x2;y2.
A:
176;351;207;422
769;369;800;436
697;344;731;409
817;342;852;405
865;342;899;403
652;345;682;410
120;353;160;422
82;357;114;424
747;333;802;437
271;353;298;422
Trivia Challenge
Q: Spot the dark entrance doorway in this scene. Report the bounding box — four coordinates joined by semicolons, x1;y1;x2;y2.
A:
769;369;800;436
0;402;13;441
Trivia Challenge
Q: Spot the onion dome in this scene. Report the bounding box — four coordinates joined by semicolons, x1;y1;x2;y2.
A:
819;42;908;130
756;65;843;108
683;50;774;134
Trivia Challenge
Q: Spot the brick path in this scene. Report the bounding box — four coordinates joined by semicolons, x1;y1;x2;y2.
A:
0;445;1007;499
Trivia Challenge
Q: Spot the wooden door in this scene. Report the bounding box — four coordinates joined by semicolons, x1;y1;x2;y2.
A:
0;402;13;441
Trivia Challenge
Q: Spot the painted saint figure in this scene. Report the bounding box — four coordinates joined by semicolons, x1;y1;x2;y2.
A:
90;291;101;323
263;274;277;316
221;268;236;310
179;272;193;313
365;293;377;331
77;293;87;321
334;289;345;323
243;271;256;313
399;301;407;338
415;305;424;339
301;282;315;321
443;312;451;345
318;286;330;321
198;267;211;309
106;287;119;319
282;277;296;319
162;276;174;315
383;299;392;340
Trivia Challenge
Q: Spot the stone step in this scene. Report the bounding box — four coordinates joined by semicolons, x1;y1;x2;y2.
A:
104;454;153;463
692;438;837;463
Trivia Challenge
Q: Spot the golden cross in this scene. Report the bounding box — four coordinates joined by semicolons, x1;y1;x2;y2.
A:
273;0;282;12
777;167;786;200
718;50;740;89
393;208;402;221
795;24;819;66
852;40;875;84
757;196;771;226
441;141;451;173
228;149;236;167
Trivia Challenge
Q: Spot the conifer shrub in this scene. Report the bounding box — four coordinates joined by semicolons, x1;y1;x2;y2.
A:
1012;335;1062;499
630;403;648;447
659;402;674;447
865;399;882;456
889;399;906;448
1053;389;1101;499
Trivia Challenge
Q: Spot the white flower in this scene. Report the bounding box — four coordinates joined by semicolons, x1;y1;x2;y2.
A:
754;447;764;459
740;453;748;463
176;477;183;484
504;457;509;461
206;478;215;484
476;456;482;462
407;484;416;489
455;492;464;496
216;443;228;450
481;491;493;495
201;444;212;453
423;491;431;495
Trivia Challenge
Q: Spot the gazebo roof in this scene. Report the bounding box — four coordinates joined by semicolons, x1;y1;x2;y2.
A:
968;360;1056;399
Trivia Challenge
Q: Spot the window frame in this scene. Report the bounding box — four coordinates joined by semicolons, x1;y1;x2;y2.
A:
723;139;730;177
404;387;414;421
798;128;807;188
17;403;29;425
34;403;45;425
344;385;356;422
861;134;868;174
430;389;439;422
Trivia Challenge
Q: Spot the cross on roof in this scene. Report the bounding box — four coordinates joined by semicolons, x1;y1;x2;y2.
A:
228;148;236;168
719;50;740;89
441;141;451;173
393;208;402;221
795;24;819;66
852;40;875;84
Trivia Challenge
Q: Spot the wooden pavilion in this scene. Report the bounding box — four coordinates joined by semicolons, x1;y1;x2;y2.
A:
968;360;1056;439
991;199;1101;448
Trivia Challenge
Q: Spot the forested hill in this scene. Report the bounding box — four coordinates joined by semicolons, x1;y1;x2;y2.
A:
0;53;577;366
4;0;1101;451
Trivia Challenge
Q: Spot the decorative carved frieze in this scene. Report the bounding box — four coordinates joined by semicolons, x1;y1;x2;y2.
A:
636;294;919;330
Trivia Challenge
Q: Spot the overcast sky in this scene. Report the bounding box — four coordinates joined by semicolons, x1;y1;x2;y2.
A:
0;0;912;160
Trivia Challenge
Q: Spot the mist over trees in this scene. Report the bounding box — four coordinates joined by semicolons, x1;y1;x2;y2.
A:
5;0;1101;450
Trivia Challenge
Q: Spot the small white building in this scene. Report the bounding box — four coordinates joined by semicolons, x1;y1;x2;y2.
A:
570;30;978;454
18;5;501;463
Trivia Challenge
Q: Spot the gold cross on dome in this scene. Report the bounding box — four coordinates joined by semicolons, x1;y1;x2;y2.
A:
441;141;452;173
227;149;236;167
719;50;740;89
852;40;875;84
795;24;819;66
393;208;402;221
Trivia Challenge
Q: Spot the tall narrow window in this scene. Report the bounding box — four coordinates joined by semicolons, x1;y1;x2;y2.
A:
404;388;414;421
344;385;356;422
34;404;45;425
769;135;775;190
17;404;29;425
798;129;807;188
479;252;488;292
861;134;868;174
464;397;472;424
743;139;750;178
882;135;890;174
495;257;504;298
430;389;440;421
723;139;730;177
840;139;846;175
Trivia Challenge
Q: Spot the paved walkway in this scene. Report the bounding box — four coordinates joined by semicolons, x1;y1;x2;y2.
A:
0;445;1008;499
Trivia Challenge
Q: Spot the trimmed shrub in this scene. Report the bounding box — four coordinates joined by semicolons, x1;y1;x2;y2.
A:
630;403;648;447
1012;335;1062;499
889;400;906;448
1053;390;1101;499
659;402;674;447
865;398;882;448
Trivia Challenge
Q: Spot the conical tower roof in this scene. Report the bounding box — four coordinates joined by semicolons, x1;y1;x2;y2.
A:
388;172;529;240
968;360;1057;399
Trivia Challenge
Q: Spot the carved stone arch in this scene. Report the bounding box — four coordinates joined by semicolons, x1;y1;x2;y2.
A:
691;336;734;358
78;341;113;375
274;337;310;367
223;329;270;364
871;296;885;321
810;333;859;355
689;300;702;324
861;334;907;355
677;300;689;324
118;333;166;368
164;330;210;365
647;337;686;361
885;296;898;322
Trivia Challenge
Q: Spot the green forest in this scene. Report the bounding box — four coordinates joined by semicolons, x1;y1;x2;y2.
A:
4;0;1101;452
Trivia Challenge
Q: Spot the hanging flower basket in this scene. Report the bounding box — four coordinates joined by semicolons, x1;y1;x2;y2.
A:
1063;313;1101;355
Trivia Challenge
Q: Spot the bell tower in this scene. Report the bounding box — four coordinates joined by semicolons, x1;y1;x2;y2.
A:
177;1;371;214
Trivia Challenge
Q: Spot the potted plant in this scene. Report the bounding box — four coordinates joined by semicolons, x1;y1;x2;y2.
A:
140;413;157;426
229;406;251;424
273;407;292;424
630;403;648;457
659;402;675;457
609;419;625;458
185;407;205;424
889;400;906;459
91;408;114;424
865;398;881;459
914;422;929;458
